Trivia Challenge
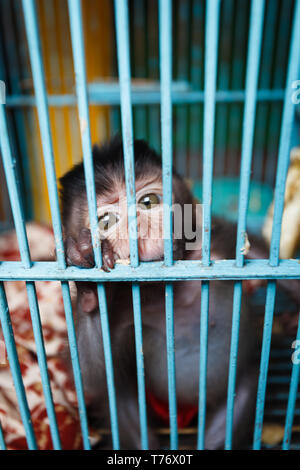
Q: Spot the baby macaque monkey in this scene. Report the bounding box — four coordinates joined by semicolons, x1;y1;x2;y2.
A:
60;138;296;449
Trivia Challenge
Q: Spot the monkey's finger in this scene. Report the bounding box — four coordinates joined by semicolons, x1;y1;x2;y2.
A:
65;236;94;268
78;228;95;266
101;238;115;271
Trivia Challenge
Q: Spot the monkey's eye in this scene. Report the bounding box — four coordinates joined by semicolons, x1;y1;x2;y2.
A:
98;212;119;231
138;193;161;210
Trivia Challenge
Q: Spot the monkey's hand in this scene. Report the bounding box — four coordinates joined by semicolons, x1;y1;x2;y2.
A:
65;227;115;272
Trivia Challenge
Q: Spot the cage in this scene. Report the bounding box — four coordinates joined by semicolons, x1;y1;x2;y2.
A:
0;0;300;451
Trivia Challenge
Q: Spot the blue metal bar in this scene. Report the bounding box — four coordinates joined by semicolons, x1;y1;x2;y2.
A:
132;282;148;449
201;0;220;265
114;0;139;267
5;88;289;107
1;259;300;282
1;102;61;448
197;0;220;451
225;280;242;450
96;284;119;449
114;0;150;450
0;420;6;450
25;282;62;449
235;0;265;267
159;0;177;450
22;0;91;449
253;280;277;450
226;0;265;450
22;0;65;268
159;0;173;266
282;312;300;450
0;282;37;450
68;0;119;449
0;104;31;268
60;282;91;450
253;0;300;449
269;0;300;267
197;280;209;450
165;281;177;449
67;0;101;268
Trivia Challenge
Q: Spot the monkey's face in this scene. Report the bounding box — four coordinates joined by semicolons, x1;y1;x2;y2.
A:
86;175;166;262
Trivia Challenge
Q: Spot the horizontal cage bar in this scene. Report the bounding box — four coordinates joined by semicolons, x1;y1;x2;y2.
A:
0;259;300;281
4;88;291;107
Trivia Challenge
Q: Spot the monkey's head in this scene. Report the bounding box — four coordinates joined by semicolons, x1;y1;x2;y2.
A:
60;138;195;263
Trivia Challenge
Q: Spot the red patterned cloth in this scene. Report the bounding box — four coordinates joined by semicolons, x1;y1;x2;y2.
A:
0;223;87;450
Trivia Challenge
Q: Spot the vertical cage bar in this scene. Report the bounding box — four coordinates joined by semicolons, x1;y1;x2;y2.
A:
253;280;277;449
60;282;91;450
0;282;37;450
235;0;265;267
225;280;242;450
197;279;209;450
21;0;65;268
114;0;139;267
159;0;177;450
67;0;102;268
197;0;220;450
68;0;119;449
96;283;120;449
253;0;300;449
0;103;61;448
269;0;300;267
22;0;91;449
282;312;300;450
132;282;148;449
201;0;220;266
159;0;173;267
225;0;265;450
114;0;149;449
164;280;176;448
25;282;62;449
0;419;6;450
0;105;31;268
